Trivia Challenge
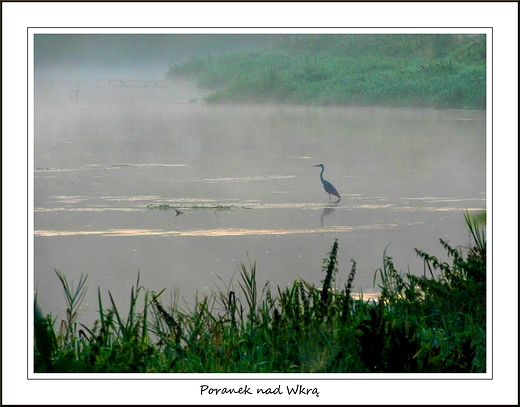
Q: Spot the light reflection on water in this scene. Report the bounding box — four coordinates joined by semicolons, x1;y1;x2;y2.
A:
34;199;484;213
35;223;398;237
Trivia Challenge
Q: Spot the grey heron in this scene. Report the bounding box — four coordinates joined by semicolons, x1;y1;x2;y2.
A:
314;164;341;202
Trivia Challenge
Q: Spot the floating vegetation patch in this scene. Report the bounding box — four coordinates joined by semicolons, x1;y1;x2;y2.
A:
146;203;241;211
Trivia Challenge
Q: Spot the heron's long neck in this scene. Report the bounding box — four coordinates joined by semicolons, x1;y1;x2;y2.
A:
320;167;325;182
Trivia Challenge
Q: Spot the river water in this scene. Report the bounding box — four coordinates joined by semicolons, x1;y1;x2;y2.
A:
33;80;486;324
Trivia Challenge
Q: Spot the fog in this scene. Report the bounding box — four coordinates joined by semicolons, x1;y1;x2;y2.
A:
34;34;289;82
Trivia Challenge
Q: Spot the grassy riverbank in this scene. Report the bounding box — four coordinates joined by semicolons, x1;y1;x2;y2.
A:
34;211;486;373
167;34;486;109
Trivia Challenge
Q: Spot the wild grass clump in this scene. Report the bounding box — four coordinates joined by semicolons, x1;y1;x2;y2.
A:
34;210;486;373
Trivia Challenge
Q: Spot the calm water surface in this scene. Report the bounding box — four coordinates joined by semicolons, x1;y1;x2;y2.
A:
33;80;486;324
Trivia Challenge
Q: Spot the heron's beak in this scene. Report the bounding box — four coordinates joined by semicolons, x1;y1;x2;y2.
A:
314;164;320;167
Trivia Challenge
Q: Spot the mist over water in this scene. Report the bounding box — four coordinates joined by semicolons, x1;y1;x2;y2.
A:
33;78;485;324
34;34;291;82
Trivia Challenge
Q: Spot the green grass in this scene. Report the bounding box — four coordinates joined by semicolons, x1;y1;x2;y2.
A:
34;210;486;373
167;34;486;109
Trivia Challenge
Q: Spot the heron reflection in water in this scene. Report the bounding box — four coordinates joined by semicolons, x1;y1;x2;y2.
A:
314;164;341;202
320;200;340;227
